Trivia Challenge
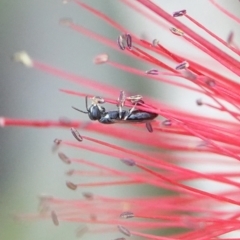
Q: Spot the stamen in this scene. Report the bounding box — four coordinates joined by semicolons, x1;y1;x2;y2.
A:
152;38;159;46
117;35;125;50
62;0;71;4
9;1;240;239
196;99;203;106
126;33;132;49
52;139;62;152
181;69;197;80
205;78;216;88
58;152;71;164
82;192;94;200
145;69;159;75
53;139;62;145
176;61;189;70
146;122;153;132
120;158;136;167
75;226;88;238
51;211;59;226
227;31;234;45
93;54;109;64
0;117;5;127
117;33;132;50
38;194;53;213
170;27;184;36
117;225;131;237
12;51;33;67
70;127;83;142
162;119;172;126
59;117;72;126
138;0;240;74
38;194;53;202
120;211;135;219
173;9;186;17
210;0;240;24
66;169;74;176
59;18;73;27
66;181;78;190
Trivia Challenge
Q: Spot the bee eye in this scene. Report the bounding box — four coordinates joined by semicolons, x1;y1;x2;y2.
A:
89;106;102;120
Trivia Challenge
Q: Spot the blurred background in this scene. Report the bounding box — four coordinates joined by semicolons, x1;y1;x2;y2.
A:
0;1;240;239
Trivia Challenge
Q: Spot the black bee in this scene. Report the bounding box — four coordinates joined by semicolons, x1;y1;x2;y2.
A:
72;91;158;132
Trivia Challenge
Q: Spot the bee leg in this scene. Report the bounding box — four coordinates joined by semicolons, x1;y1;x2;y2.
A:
146;122;153;132
117;91;126;119
124;102;137;120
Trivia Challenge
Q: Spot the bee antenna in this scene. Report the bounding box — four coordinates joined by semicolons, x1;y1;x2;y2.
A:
85;96;89;110
72;106;88;114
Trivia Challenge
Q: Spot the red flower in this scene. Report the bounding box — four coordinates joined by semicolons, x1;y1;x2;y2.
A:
3;1;240;239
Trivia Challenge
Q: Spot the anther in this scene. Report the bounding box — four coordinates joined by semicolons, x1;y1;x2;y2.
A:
182;69;197;80
38;194;53;202
51;211;59;226
59;117;72;126
196;99;203;106
71;127;83;142
205;78;216;87
120;158;136;167
38;194;53;212
227;31;234;45
39;205;50;214
66;169;74;176
59;18;73;27
162;119;172;126
173;9;186;17
0;117;5;127
120;211;134;219
62;0;72;3
145;69;159;75
117;35;125;50
146;122;153;132
93;54;109;64
12;51;33;67
58;152;71;164
82;192;94;200
197;141;208;148
126;34;132;49
76;226;88;238
170;27;184;36
117;225;131;237
53;139;62;145
90;214;97;221
117;33;132;50
176;61;189;70
66;181;78;190
52;139;62;152
152;39;159;46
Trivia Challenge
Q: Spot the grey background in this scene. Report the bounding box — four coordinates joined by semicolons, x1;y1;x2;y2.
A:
0;1;240;239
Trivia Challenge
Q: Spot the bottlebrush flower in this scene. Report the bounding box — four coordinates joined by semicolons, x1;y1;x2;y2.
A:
2;0;240;239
